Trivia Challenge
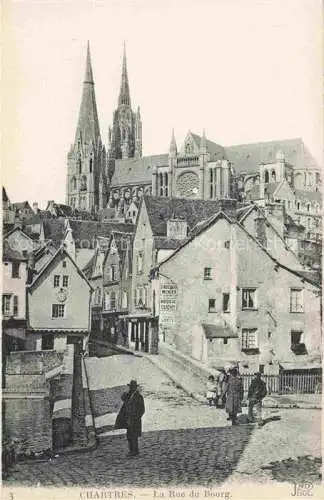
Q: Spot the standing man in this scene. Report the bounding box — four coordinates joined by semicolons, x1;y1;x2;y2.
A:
248;372;267;427
225;367;244;425
122;380;145;457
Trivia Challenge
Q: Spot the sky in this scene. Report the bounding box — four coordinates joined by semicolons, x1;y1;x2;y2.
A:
2;0;322;207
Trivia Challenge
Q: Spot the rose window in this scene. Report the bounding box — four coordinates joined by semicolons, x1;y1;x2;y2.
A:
176;172;199;198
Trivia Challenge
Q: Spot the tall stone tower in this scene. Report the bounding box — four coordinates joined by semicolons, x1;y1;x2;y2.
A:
108;44;142;162
66;42;105;212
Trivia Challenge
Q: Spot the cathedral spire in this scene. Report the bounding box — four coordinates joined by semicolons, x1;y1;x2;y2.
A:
84;40;94;84
75;41;100;144
169;128;177;156
118;43;131;106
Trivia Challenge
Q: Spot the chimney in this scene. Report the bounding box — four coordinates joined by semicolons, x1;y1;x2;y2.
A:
167;219;188;240
47;200;55;214
27;252;35;284
32;202;39;214
254;216;267;247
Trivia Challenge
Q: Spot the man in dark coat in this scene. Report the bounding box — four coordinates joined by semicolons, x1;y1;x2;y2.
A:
224;367;244;425
121;380;145;457
248;372;267;427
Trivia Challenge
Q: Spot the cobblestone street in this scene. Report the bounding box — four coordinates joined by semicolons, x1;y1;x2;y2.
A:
4;355;322;488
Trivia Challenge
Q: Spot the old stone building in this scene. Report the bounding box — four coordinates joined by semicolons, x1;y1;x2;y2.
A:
65;43;322;246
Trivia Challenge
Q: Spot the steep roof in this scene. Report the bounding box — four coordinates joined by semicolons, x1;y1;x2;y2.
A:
43;218;134;249
111;154;168;187
294;189;322;204
189;132;226;161
157;209;321;288
153;237;183;250
143;196;234;236
225;138;319;175
29;246;93;291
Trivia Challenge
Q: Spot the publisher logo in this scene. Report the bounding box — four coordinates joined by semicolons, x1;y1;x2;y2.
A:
291;481;313;496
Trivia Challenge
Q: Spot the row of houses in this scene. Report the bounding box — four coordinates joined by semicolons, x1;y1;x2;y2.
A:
2;191;322;377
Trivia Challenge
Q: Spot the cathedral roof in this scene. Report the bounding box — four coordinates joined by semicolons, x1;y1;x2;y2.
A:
188;132;226;161
75;42;101;145
111;154;168;187
294;189;322;204
225;138;319;175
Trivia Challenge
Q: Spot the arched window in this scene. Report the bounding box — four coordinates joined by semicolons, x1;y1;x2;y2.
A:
271;170;276;182
264;170;269;183
81;176;87;191
89;157;93;173
307;204;310;212
164;173;169;197
159;173;163;196
94;287;101;306
297;201;300;211
78;156;82;174
110;291;116;310
71;177;76;191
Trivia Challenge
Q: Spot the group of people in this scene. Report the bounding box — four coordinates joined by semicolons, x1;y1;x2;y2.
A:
115;369;267;459
207;367;267;426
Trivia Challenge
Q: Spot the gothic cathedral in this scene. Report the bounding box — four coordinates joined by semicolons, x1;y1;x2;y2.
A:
66;43;142;212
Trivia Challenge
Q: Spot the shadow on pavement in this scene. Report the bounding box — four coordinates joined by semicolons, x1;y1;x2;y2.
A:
4;425;254;488
261;456;322;483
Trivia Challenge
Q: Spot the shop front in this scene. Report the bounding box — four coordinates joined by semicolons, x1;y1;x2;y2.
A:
126;314;159;354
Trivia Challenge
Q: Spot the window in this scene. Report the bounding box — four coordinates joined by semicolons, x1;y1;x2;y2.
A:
136;252;144;274
52;304;65;318
242;288;257;310
62;261;67;268
109;265;117;281
264;170;269;183
159;173;169;197
208;299;216;313
209;168;216;199
104;292;110;311
12;262;20;278
54;275;60;288
122;290;128;310
290;288;303;313
89;157;93;173
204;267;212;280
2;295;11;316
290;330;307;355
241;328;258;350
42;334;54;350
291;330;303;345
135;286;146;308
297;202;300;210
222;293;230;312
223;338;228;345
110;291;116;310
94;287;101;306
62;276;69;287
13;296;18;317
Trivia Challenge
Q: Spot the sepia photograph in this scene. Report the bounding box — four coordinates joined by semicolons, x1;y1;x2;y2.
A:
1;0;323;498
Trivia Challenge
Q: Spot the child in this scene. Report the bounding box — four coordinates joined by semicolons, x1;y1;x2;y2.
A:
206;375;217;406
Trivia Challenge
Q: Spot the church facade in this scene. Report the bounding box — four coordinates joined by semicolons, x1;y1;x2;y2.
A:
66;43;321;239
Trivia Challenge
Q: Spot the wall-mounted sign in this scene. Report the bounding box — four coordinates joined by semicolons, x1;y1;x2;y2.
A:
159;283;177;328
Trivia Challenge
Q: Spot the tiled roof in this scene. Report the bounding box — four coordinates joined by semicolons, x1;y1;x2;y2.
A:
143;196;234;236
111;154;168;187
13;201;32;211
294;190;322;204
225;138;319;175
43;218;134;249
153;237;183;250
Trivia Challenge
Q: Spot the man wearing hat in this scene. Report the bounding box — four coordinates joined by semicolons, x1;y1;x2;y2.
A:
121;380;145;457
247;372;267;427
